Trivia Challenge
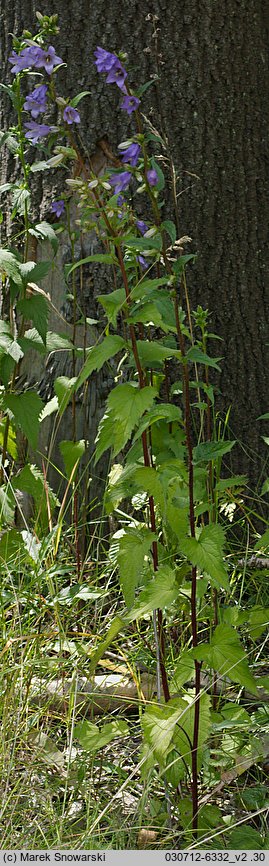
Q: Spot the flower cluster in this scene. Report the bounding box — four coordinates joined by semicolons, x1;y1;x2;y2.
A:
94;47;140;115
9;40;81;143
9;44;63;75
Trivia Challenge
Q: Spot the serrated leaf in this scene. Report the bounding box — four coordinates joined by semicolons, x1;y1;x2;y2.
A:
127;565;177;622
131;277;169;300
216;475;247;492
173;693;211;769
151;156;165;191
186;346;221;371
124;234;162;252
248;606;269;640
46;331;74;352
128;300;175;333
193;439;236;464
76;335;125;390
227;827;265;850
54;376;77;416
11;186;30;216
116;528;155;607
142;693;210;769
0;249;22;286
0;419;17;459
95;383;157;463
39;396;59;421
59;439;85;480
20;260;51;283
194;624;258;695
179;523;229;589
30;161;51;173
133;403;182;443
135;340;181;368
0;529;28;565
3;391;44;450
17;295;49;343
173;254;197;276
74;719;128;752
30;221;58;253
172;650;195;689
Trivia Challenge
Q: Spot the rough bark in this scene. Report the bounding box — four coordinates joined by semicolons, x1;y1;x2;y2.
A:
1;0;269;498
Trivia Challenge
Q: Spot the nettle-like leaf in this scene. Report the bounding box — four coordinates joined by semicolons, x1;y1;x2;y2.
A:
0;485;15;526
126;565;177;622
29;221;58;254
127;300;175;334
105;463;166;514
3;391;44;450
74;718;128;752
59;439;86;480
0;249;23;287
161;220;177;246
11;186;30;217
142;693;211;768
0;321;24;363
193;439;236;464
95;383;157;463
0;419;17;459
186;346;222;371
17;295;49;344
115;527;155;607
179;523;229;590
20;260;52;285
194;624;258;695
132;404;182;444
76;335;126;390
248;606;269;640
172;649;195;690
131;276;170;300
135;339;181;369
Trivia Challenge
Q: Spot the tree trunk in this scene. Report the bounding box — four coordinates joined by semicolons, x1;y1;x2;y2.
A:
1;0;269;499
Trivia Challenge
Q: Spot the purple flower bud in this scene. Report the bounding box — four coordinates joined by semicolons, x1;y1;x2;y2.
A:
109;171;132;195
147;168;158;187
51;199;65;218
137;255;148;270
119;142;141;167
120;94;140;115
63;106;80;125
23;84;48;119
136;219;148;235
24;121;53;144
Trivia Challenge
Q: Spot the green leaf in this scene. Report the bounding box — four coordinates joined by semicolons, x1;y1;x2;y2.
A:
59;439;85;479
0;249;22;287
0;419;17;459
54;376;77;415
248;606;269;640
226;827;265;850
75;335;125;390
88;616;125;674
173;693;211;770
116;528;155;607
254;528;269;550
131;277;170;300
95;383;157;462
126;565;177;622
193;439;236;464
216;475;247;491
0;485;15;526
65;253;116;278
14;463;59;528
172;650;195;689
136;340;181;368
0;321;24;362
46;331;74;352
0;529;29;565
70;90;91;108
179;524;229;589
124;234;162;252
74;719;128;752
3;391;44;450
261;477;269;495
17;295;49;343
97;288;126;326
11;186;30;216
30;221;58;254
161;220;177;245
30;161;51;173
128;300;175;333
20;260;51;284
194;624;258;695
133;403;182;443
186;347;222;371
173;254;197;276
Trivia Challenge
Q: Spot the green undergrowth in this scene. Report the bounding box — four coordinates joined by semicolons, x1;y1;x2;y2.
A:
0;11;269;850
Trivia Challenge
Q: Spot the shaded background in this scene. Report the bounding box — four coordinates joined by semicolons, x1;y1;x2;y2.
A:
1;0;269;502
